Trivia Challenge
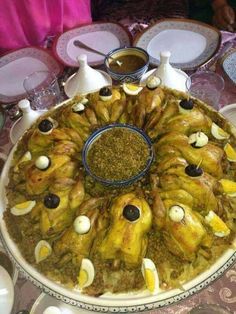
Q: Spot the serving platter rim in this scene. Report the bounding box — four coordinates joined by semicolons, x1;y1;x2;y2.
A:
0;97;236;312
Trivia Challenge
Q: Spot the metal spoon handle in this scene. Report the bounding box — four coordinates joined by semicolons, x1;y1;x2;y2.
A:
73;40;122;66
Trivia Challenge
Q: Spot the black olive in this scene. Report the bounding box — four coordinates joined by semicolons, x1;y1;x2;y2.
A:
190;143;201;149
185;164;203;177
38;119;53;133
99;87;112;97
123;204;140;221
44;193;60;208
179;99;194;110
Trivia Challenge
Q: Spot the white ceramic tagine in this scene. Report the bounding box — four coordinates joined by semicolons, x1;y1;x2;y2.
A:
10;99;43;144
153;51;189;92
64;54;112;98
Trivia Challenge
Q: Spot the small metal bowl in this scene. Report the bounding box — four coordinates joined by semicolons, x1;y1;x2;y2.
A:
82;124;154;187
104;47;149;83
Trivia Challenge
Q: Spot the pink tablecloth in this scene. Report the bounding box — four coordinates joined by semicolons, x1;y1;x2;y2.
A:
0;31;235;314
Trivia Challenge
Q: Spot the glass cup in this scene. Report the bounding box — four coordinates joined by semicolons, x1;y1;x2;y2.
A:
186;71;224;111
23;71;61;110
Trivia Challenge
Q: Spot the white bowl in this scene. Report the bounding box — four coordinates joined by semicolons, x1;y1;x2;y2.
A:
0;265;14;314
219;104;236;127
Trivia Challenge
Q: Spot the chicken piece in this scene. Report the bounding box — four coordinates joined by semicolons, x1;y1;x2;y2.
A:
25;154;71;195
99;193;152;268
28;126;84;155
155;132;225;178
39;178;85;238
138;86;165;114
159;163;218;214
153;195;207;261
54;197;109;265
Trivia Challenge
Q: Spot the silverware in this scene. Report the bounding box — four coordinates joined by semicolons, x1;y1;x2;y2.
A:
73;40;122;66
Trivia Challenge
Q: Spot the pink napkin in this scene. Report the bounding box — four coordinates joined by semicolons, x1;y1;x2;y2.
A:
0;0;92;54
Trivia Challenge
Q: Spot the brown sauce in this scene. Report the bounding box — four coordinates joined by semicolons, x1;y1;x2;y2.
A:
109;55;146;73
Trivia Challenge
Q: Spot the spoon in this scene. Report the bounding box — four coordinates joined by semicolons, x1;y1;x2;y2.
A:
73;40;122;66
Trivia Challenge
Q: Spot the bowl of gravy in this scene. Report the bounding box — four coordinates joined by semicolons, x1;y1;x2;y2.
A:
104;47;149;83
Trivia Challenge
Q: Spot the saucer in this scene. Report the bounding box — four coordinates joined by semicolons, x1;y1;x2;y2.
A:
0;265;14;314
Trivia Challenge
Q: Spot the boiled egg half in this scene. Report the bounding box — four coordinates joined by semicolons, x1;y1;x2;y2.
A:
205;211;230;237
10;200;36;216
123;83;143;96
35;240;52;263
211;122;230;140
141;258;159;294
77;258;95;288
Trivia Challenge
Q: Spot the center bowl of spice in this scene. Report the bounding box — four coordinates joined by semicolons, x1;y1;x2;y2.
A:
82;124;154;186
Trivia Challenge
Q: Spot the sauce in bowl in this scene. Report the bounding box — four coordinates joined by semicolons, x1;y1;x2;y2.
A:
109;55;146;73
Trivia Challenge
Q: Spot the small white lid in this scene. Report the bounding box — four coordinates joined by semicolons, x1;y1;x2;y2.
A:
64;54;112;97
153;51;189;92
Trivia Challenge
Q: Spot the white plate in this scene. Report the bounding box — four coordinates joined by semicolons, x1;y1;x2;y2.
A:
133;19;221;70
53;22;132;67
0;47;63;104
0;265;14;314
0;144;236;312
219;103;236;126
222;49;236;85
30;293;93;314
0;243;18;285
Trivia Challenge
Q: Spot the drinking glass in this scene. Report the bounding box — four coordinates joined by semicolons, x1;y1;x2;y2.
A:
186;71;224;111
23;71;61;110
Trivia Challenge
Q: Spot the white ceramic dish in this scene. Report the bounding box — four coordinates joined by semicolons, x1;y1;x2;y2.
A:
140;68;189;92
219;104;236;127
64;54;112;97
0;242;18;285
0;47;63;104
133;19;221;70
0;144;236;312
222;49;236;85
0;265;14;314
53;22;132;67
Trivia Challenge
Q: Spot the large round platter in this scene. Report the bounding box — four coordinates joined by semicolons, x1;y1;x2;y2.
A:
133;19;221;70
0;86;236;312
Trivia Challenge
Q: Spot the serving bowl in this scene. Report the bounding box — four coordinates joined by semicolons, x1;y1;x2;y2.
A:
104;47;149;82
0;85;236;313
82;124;154;186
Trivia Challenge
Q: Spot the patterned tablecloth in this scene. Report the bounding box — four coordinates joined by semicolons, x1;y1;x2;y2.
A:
0;31;236;314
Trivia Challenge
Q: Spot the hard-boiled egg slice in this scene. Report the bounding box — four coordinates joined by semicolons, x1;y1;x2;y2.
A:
74;215;91;234
123;83;143;96
141;258;159;294
211;122;230;140
72;102;85;113
188;132;208;148
10;200;36;216
35;240;52;263
205;211;230;237
77;258;95;288
224;143;236;162
219;178;236;197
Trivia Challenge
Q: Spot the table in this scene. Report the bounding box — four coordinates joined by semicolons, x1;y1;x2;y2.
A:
0;31;236;314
